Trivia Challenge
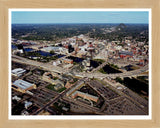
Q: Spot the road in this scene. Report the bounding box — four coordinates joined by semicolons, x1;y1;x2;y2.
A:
31;79;77;115
74;64;148;79
12;55;64;73
12;55;148;79
90;60;109;73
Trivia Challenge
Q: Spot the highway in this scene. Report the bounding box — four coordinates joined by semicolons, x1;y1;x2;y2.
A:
74;64;148;79
12;55;64;73
90;60;109;73
12;55;148;79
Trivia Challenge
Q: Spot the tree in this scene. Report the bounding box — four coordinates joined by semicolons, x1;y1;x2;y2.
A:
50;50;55;54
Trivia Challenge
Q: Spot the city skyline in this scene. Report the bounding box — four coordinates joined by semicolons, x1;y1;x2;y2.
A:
12;11;149;24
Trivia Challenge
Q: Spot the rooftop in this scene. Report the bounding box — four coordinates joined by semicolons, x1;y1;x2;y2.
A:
41;46;62;52
13;79;34;90
12;68;26;75
72;91;98;100
119;51;133;56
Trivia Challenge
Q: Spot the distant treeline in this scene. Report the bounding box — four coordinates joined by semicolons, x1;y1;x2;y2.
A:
12;23;148;42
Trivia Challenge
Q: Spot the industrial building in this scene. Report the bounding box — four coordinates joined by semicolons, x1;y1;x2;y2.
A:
71;91;99;103
42;72;64;87
119;51;133;58
54;83;64;91
12;95;21;101
63;58;73;64
24;101;33;109
41;46;63;52
43;72;57;82
12;68;26;77
12;79;36;93
65;81;73;89
66;81;84;96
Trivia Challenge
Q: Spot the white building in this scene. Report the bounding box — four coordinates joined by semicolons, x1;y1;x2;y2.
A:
12;79;36;93
41;46;63;53
12;68;26;77
53;60;61;66
12;95;21;101
12;49;24;55
24;101;32;109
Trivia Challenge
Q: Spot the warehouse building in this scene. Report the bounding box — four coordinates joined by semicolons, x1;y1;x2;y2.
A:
11;68;26;77
54;83;64;91
71;91;99;103
12;79;36;93
24;101;33;109
66;81;84;96
63;58;73;64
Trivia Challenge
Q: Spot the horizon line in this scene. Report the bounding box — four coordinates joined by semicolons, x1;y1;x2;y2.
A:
12;23;149;25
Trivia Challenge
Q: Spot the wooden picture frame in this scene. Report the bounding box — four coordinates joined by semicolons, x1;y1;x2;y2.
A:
0;0;160;128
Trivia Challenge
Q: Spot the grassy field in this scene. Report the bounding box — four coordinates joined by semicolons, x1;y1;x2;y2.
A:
46;84;66;93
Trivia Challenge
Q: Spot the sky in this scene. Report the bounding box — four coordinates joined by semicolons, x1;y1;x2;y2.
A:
12;11;149;24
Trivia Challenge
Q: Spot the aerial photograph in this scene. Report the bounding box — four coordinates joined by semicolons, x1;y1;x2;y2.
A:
11;10;149;116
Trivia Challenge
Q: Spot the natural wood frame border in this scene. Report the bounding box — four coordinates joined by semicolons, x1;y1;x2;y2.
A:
0;0;160;128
